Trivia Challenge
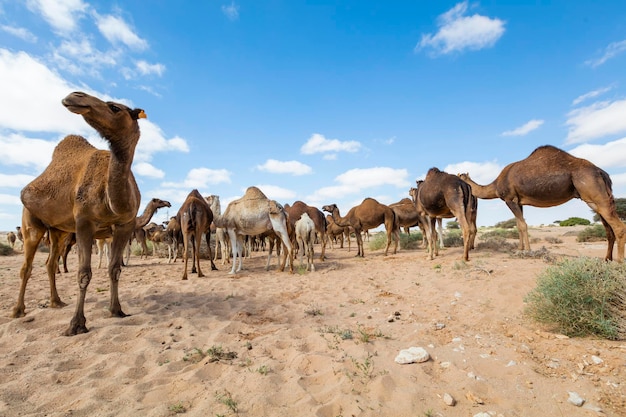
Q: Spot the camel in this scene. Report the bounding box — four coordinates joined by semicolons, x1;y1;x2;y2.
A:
96;237;112;269
458;145;626;261
322;198;399;257
406;192;446;248
388;198;434;247
325;214;351;251
7;231;16;248
13;91;146;336
295;212;316;271
410;168;477;261
165;216;183;263
214;186;293;274
205;195;230;265
177;189;217;280
124;198;171;264
284;201;327;261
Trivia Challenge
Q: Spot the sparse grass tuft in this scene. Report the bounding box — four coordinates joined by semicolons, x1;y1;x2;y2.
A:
168;401;187;414
0;243;13;256
305;304;323;316
525;257;626;340
577;224;607;242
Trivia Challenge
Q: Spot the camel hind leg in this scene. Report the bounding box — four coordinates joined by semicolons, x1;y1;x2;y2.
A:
506;201;529;251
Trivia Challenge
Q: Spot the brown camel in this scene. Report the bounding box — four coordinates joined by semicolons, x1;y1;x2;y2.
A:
177;189;218;280
458;145;626;261
6;231;16;248
325;214;351;251
322;198;399;257
13;91;146;336
410;168;477;261
214;186;293;274
284;201;327;260
165;216;183;262
388;198;431;240
123;198;171;265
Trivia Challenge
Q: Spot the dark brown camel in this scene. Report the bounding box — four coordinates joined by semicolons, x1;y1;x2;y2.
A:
322;198;399;257
458;145;626;261
124;198;171;264
177;189;218;280
284;201;327;260
411;168;477;261
14;91;146;336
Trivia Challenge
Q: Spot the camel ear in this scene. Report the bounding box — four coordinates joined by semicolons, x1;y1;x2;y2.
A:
131;109;147;120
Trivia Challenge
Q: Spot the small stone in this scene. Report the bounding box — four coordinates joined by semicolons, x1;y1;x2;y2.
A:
591;355;603;365
387;315;395;322
443;393;456;406
395;347;430;364
567;391;585;407
435;323;445;330
465;391;485;404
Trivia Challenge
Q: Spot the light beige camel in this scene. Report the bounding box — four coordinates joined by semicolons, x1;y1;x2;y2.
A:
411;168;477;261
177;189;218;280
7;231;16;248
458;145;626;261
124;198;171;264
322;198;399;257
325;214;351;251
97;237;112;269
214;186;293;274
284;201;327;261
295;212;316;272
13;91;146;336
205;195;230;265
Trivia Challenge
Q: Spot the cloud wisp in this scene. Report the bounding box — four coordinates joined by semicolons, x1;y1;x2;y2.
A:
501;119;544;137
256;159;312;176
300;133;361;157
585;39;626;68
566;99;626;144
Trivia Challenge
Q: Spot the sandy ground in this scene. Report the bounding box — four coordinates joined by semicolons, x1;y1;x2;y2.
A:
0;226;625;417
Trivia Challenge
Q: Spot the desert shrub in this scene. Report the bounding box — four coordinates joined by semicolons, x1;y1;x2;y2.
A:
399;232;423;250
0;243;13;256
511;247;557;263
476;236;516;253
525;257;626;340
479;228;519;240
576;224;606;242
494;218;517;229
545;236;563;244
559;217;591;226
443;229;463;247
446;221;459;230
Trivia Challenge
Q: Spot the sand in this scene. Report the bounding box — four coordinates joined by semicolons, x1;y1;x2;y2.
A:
0;226;625;417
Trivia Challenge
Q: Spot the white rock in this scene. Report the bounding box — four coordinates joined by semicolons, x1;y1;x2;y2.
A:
443;392;456;406
591;355;603;365
395;347;430;364
567;391;585;407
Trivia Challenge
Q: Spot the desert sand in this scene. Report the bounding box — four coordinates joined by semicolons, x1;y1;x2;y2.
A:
0;226;625;417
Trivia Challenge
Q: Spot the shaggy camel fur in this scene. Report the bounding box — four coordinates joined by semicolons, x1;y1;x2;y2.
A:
325;214;351;251
177;189;218;280
214;186;293;274
124;198;171;265
284;201;327;261
458;145;626;261
14;91;146;336
411;168;477;261
6;231;16;248
322;198;399;257
295;212;316;272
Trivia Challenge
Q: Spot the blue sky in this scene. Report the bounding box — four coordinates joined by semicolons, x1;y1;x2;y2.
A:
2;1;626;233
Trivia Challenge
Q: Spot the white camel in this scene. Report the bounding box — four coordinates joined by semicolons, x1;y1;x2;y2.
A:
295;212;316;272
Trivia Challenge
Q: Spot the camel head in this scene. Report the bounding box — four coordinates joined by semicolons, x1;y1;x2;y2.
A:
62;91;146;141
457;173;471;182
321;204;337;214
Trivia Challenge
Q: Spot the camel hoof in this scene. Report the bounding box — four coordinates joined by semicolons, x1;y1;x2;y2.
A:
11;307;25;318
64;325;89;336
110;310;128;318
49;299;68;309
211;265;218;271
198;273;205;278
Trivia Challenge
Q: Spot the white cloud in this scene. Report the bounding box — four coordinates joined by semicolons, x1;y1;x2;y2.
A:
501;119;544;136
133;162;165;179
0;193;23;205
444;160;502;185
572;86;613;106
222;2;240;21
95;14;148;50
301;133;361;155
566;99;626;143
135;120;190;163
585;39;626;68
0;24;37;42
307;167;410;202
0;133;56;170
136;60;166;77
161;168;232;189
256;159;312;176
0;173;37;188
53;38;119;76
26;0;87;33
569;137;626;169
417;1;505;55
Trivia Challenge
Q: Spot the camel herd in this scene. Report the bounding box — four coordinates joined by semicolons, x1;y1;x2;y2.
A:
8;92;626;336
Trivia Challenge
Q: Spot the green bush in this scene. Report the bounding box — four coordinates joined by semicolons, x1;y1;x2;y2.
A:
443;229;463;247
369;232;422;251
559;217;591;226
0;243;13;256
524;257;626;340
446;221;460;230
494;218;517;229
576;224;606;242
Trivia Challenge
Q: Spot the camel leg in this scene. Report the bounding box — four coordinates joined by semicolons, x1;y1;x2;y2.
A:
227;229;240;274
354;229;364;257
182;234;191;280
12;211;47;318
194;236;204;278
437;218;445;248
65;225;96;335
319;231;326;261
107;228;131;319
205;231;218;271
506;202;529;251
46;229;69;308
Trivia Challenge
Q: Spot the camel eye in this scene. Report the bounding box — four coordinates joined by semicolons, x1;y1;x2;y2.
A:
109;104;121;113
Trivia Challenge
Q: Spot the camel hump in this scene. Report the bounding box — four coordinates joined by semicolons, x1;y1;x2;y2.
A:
52;135;96;159
244;186;268;200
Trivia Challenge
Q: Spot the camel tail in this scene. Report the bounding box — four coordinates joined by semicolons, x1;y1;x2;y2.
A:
599;169;617;212
460;181;475;219
185;203;198;232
